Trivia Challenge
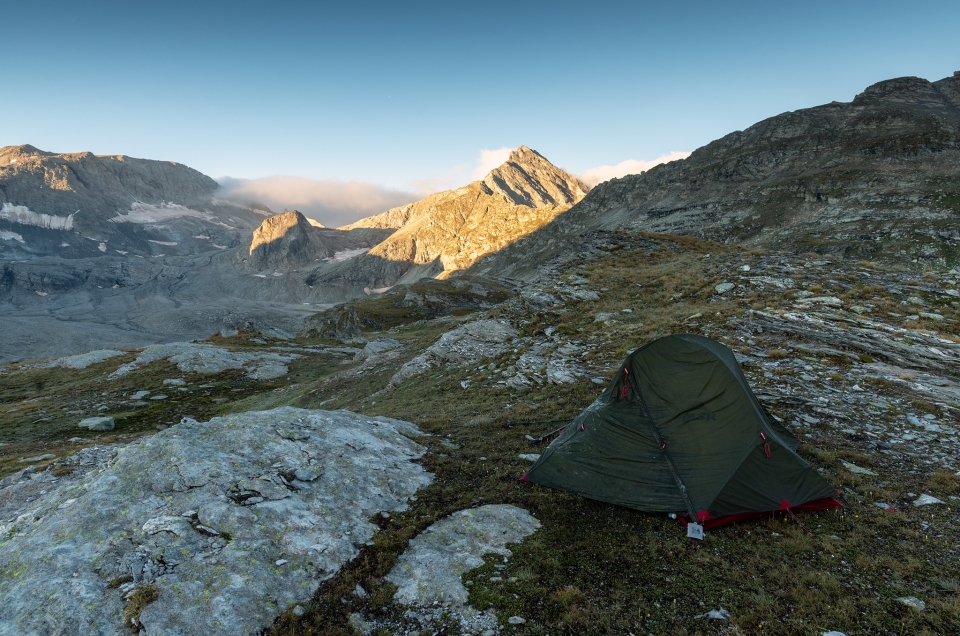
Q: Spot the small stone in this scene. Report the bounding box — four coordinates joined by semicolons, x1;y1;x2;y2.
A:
163;378;187;386
150;395;169;401
919;312;944;321
841;461;877;476
467;416;495;426
354;584;368;598
913;494;945;506
508;616;526;625
739;265;751;271
715;283;735;294
896;596;925;610
275;559;288;566
703;607;730;620
130;391;150;400
78;417;115;431
292;605;305;617
822;632;848;636
591;377;606;384
518;454;541;462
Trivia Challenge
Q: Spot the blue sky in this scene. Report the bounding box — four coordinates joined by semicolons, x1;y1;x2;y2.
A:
2;0;959;224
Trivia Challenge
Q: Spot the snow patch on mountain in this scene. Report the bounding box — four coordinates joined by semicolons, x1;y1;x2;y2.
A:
0;203;74;230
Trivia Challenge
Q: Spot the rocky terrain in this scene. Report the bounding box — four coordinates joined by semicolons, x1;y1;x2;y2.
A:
2;230;959;635
474;72;960;279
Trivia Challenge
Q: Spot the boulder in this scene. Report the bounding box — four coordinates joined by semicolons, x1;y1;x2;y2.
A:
78;416;115;431
0;407;433;636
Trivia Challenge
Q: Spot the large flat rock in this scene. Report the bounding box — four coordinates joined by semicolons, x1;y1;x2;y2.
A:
0;407;433;636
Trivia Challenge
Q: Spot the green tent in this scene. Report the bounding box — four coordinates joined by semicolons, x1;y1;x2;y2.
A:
522;334;841;529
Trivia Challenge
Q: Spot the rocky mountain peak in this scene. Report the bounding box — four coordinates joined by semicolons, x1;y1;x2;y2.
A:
481;146;590;209
247;209;331;269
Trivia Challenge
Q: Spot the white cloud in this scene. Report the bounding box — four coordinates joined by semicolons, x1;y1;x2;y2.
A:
216;176;420;228
471;147;513;180
579;151;691;187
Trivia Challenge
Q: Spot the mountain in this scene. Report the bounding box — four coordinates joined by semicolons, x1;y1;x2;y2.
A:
473;72;960;278
0;144;269;259
310;146;589;291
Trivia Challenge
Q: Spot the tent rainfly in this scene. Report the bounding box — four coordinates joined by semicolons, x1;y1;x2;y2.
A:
522;334;842;531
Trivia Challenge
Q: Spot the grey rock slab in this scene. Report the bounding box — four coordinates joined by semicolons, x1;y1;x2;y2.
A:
0;407;433;636
78;416;116;431
896;596;925;610
913;494;945;506
390;320;517;386
355;338;401;361
840;461;877;476
715;283;735;294
109;342;300;381
386;504;541;608
26;349;127;370
17;453;56;463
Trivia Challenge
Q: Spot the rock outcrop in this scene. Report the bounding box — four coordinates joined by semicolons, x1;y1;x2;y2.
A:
246;210;333;269
474;72;960;278
0;407;433;636
386;504;541;607
311;147;589;289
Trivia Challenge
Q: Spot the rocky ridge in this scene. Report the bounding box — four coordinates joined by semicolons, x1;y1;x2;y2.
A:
474;72;960;279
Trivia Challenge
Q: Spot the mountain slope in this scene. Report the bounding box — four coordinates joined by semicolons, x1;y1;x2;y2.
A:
310;146;589;289
473;72;960;278
0;145;269;259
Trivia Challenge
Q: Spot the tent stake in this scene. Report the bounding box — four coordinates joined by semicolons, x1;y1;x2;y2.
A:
785;509;811;534
525;424;569;443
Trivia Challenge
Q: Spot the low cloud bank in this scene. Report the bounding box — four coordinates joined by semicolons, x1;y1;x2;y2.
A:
579;151;690;187
217;176;420;228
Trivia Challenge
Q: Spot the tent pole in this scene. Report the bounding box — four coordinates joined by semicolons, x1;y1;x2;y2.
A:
626;370;701;526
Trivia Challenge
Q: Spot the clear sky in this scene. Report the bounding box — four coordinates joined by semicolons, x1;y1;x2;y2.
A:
2;0;959;224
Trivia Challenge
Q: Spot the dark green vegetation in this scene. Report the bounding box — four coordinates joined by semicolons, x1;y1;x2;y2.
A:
3;232;959;635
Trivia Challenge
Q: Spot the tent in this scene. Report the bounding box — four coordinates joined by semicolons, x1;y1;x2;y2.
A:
522;334;841;529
